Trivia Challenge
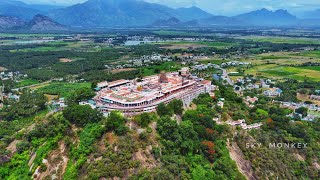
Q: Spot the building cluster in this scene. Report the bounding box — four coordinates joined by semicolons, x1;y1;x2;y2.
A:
281;101;320;121
213;118;263;130
221;61;251;68
310;95;320;101
47;98;66;112
105;54;172;69
191;63;220;71
281;101;320;112
93;68;214;116
244;96;259;107
226;119;263;130
263;88;283;97
233;78;283;98
127;54;172;67
0;71;26;81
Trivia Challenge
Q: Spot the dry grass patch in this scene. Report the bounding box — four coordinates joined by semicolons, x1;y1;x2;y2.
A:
160;44;207;50
111;68;137;74
0;66;7;72
59;58;73;63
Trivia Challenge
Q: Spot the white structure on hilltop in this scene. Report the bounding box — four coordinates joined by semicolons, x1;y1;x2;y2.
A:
94;68;215;116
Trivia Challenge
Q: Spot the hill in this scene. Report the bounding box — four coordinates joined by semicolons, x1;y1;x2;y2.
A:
0;0;62;20
0;15;25;29
234;8;298;26
26;14;67;31
47;0;212;27
0;14;67;31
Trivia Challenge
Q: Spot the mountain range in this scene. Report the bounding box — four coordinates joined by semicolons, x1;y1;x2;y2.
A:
0;14;66;31
0;0;320;30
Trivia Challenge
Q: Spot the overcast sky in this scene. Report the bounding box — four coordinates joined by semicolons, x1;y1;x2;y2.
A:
21;0;320;15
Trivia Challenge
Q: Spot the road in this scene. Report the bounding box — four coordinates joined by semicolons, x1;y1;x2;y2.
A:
16;80;52;90
219;68;233;85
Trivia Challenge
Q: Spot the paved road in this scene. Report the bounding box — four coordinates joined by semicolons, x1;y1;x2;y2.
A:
219;68;233;85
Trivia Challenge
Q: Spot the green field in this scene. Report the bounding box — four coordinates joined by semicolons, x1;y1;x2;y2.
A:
141;62;185;76
245;64;320;81
153;30;205;36
153;40;236;49
15;79;40;88
37;82;91;97
260;55;290;60
243;36;320;44
299;50;320;58
8;41;104;52
308;110;320;117
198;59;225;65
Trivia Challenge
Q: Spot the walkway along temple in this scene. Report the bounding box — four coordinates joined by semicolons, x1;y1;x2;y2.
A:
94;69;215;116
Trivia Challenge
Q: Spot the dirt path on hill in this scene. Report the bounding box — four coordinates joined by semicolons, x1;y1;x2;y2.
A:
227;138;258;180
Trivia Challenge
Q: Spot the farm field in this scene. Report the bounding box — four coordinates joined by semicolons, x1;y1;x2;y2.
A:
299;50;320;58
141;62;185;76
229;50;320;81
241;36;320;44
8;41;104;52
244;64;320;81
155;41;236;49
15;79;40;88
36;82;91;97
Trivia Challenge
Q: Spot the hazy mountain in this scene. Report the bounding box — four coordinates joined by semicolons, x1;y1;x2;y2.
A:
234;8;298;26
0;0;319;28
0;0;63;20
26;14;67;31
174;6;213;21
0;14;66;31
152;17;181;27
47;0;212;27
0;15;25;29
198;16;245;26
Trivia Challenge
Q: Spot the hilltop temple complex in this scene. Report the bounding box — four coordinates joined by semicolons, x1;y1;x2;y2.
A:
94;68;214;116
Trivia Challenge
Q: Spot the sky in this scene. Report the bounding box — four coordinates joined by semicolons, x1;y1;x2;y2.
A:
21;0;320;16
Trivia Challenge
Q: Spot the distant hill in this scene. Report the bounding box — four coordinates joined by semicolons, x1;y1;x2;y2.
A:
0;14;67;31
1;0;320;28
174;6;213;21
234;8;298;26
47;0;212;27
0;0;63;20
25;14;67;31
0;15;25;29
152;17;181;27
198;16;245;26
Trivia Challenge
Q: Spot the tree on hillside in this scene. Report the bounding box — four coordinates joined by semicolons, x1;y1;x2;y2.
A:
63;105;103;127
156;103;173;117
134;112;154;128
295;107;308;118
105;111;127;135
66;87;95;105
168;99;184;115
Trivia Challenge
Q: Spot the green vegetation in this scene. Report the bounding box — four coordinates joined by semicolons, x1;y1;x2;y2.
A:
245;36;320;44
37;82;91;97
1;31;320;180
15;79;40;88
246;65;320;81
63;105;104;127
0;90;46;121
141;62;184;76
